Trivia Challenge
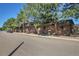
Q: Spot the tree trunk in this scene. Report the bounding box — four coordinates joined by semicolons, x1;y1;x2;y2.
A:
19;26;21;32
22;24;24;33
54;22;58;35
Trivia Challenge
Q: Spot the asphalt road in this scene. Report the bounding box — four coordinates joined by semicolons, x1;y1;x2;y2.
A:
0;31;79;56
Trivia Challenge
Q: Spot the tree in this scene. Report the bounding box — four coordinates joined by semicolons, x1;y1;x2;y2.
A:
25;4;59;34
16;9;26;32
3;18;17;31
61;3;79;35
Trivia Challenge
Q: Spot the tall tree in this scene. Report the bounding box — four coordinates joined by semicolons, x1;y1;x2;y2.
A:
16;9;26;32
26;4;59;29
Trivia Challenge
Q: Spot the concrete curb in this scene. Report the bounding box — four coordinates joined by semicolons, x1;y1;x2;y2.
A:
14;32;79;42
27;34;79;42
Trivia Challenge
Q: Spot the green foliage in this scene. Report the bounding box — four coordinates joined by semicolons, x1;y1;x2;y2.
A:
26;3;59;25
62;3;79;19
3;18;17;30
16;9;28;27
0;27;2;31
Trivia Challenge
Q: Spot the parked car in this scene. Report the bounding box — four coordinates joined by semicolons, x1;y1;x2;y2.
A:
7;29;13;33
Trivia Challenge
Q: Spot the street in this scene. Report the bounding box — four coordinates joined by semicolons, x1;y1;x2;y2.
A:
0;31;79;56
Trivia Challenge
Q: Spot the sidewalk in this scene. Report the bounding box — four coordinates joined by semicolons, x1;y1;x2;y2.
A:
14;32;79;42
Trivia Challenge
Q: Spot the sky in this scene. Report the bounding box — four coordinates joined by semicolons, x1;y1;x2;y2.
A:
0;3;23;27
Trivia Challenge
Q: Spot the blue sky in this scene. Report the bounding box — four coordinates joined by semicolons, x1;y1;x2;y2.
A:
0;3;23;27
